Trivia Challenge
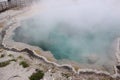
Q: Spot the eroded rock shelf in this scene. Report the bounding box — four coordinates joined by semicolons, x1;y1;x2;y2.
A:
0;0;120;80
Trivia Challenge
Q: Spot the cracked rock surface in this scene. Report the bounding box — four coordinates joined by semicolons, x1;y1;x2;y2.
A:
0;3;120;80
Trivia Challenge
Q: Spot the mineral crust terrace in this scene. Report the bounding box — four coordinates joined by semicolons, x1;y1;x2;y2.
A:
0;0;120;80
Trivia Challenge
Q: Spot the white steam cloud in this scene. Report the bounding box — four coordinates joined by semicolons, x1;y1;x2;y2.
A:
14;0;120;65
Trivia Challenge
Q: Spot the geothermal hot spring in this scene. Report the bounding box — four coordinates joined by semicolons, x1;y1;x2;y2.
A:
13;0;120;66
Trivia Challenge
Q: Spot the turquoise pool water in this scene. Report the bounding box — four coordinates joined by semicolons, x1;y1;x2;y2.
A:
13;0;120;64
13;17;120;64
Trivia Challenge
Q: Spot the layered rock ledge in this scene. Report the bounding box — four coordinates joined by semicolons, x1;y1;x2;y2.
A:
0;0;120;80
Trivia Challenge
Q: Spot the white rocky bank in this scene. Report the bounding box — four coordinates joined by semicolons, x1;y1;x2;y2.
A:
0;4;120;80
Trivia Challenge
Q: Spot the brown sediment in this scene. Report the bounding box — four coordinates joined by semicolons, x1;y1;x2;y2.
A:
0;1;119;79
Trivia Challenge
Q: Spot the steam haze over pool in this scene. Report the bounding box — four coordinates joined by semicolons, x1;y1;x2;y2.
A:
13;0;120;65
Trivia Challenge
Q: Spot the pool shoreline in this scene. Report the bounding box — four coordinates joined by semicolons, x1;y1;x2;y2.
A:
0;5;120;79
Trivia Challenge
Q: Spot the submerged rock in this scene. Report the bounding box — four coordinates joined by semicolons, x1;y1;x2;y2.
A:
86;54;99;64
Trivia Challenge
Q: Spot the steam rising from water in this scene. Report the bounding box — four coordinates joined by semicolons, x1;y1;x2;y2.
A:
14;0;120;65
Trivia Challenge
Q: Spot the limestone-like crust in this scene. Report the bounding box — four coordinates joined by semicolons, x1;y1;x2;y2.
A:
0;1;120;80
